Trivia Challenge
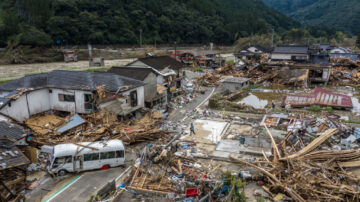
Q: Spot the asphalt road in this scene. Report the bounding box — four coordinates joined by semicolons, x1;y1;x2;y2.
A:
49;166;125;202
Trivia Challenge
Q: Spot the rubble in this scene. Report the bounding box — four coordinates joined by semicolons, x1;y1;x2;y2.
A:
26;112;169;146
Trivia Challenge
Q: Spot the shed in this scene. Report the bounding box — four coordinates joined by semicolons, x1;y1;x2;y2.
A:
220;77;250;93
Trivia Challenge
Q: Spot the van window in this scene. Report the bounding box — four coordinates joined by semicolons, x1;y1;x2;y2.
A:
116;150;124;158
100;151;116;159
84;153;99;161
54;156;72;165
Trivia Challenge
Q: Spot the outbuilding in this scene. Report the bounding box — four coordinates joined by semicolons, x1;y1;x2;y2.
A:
220;77;250;93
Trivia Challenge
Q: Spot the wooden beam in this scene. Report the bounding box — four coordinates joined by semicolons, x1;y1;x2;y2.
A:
74;143;99;151
263;124;281;158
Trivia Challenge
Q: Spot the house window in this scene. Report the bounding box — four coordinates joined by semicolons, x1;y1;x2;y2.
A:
84;94;93;110
49;89;52;93
58;94;75;102
130;91;137;107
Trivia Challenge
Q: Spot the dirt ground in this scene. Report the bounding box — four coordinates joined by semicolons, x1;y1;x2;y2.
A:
0;59;135;78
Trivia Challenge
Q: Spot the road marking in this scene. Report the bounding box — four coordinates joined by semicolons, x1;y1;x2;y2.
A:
42;175;82;202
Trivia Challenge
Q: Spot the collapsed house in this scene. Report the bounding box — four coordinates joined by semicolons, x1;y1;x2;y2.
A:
0;70;145;122
282;87;353;109
179;50;224;68
0;122;30;201
127;56;184;94
108;66;167;108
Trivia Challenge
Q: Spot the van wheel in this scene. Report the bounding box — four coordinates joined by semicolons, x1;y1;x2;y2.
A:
58;169;67;176
101;165;109;170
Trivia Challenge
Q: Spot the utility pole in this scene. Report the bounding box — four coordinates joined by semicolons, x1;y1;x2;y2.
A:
174;42;177;58
271;28;274;48
154;36;157;49
139;29;142;48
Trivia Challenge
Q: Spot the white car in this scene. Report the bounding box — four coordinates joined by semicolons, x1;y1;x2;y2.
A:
184;83;194;93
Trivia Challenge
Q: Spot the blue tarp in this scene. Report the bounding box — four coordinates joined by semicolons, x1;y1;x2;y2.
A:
56;114;86;134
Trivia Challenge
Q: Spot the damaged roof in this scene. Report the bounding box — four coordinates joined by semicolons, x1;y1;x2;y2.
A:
130;56;184;71
0;70;145;92
108;66;158;81
282;88;353;108
0;122;27;142
273;45;309;54
0;145;30;170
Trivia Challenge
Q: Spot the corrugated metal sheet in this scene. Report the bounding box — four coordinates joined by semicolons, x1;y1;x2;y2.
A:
282;88;353;108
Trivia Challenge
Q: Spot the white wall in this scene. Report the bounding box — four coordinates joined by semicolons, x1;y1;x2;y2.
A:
99;86;145;116
1;94;29;122
271;53;309;60
122;86;145;109
27;89;50;115
50;89;92;114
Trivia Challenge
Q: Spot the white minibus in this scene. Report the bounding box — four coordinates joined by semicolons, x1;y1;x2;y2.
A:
45;140;125;175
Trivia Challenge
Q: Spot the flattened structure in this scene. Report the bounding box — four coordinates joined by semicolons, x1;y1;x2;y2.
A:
282;88;353;108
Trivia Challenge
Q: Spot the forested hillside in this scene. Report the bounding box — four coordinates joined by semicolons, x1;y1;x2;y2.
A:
262;0;360;34
0;0;298;47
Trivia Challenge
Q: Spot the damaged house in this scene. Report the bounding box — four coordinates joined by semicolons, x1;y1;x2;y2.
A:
0;121;30;201
235;45;271;61
0;70;145;122
127;55;184;94
108;66;167;108
179;50;224;68
271;45;309;62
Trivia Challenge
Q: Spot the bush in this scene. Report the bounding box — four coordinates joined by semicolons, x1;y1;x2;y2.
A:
18;25;52;46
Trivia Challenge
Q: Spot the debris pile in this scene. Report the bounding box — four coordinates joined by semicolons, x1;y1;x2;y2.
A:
331;57;360;68
231;124;360;201
27;112;170;146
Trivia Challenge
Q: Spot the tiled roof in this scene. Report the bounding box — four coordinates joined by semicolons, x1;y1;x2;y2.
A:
0;70;145;92
273;46;309;54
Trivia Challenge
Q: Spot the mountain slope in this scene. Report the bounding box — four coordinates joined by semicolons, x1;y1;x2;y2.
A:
0;0;298;46
262;0;360;34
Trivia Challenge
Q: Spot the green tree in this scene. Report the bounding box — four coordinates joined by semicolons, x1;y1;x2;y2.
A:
356;30;360;49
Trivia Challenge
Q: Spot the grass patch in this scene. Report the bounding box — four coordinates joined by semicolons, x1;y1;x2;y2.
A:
345;120;360;124
193;67;204;72
243;84;262;92
84;67;110;72
226;60;234;65
307;105;333;112
0;79;15;84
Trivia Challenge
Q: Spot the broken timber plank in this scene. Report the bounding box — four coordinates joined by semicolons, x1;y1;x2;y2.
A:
263;124;281;158
338;160;360;168
281;128;338;160
74;143;99;150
